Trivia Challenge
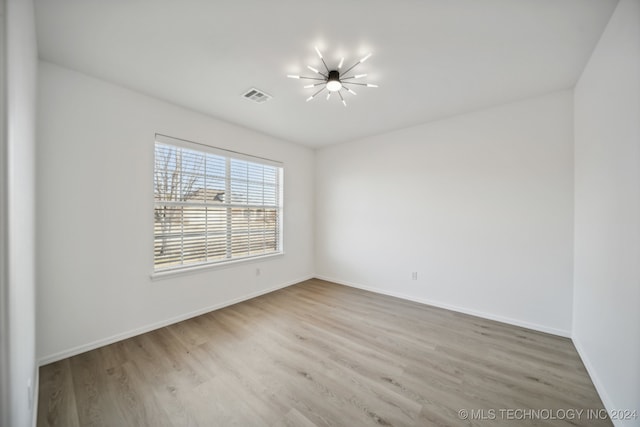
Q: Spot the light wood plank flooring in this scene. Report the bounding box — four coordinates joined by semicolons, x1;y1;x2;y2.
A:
37;279;611;426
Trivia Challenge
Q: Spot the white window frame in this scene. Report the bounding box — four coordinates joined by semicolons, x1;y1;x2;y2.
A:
152;134;283;276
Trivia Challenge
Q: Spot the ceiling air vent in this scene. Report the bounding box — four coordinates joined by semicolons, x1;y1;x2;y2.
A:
242;88;272;104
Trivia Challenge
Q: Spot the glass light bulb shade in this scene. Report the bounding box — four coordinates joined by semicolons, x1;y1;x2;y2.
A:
326;80;342;92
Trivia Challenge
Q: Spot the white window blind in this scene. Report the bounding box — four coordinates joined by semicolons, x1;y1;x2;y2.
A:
153;135;283;271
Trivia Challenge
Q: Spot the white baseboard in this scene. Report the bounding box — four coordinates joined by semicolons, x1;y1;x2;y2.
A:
31;368;38;427
38;275;314;366
572;337;623;427
314;275;572;338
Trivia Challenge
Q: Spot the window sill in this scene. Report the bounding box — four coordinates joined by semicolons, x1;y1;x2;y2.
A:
150;252;284;281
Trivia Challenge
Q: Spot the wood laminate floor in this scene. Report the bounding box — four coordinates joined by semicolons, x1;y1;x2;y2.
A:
37;279;611;426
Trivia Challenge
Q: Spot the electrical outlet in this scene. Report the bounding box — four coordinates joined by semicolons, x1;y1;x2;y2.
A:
412;272;418;280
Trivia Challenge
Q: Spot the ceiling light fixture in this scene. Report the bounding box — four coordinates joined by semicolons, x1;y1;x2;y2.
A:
287;47;378;106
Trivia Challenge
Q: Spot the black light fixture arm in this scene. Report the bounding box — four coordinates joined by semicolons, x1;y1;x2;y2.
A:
310;86;326;99
340;62;360;76
320;57;330;73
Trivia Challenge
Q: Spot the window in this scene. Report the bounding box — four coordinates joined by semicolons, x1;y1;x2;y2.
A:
153;134;283;271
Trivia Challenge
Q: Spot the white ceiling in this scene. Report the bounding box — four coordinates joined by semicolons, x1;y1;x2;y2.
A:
35;0;618;147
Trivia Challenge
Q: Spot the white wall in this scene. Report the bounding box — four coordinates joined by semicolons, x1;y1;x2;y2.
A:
573;0;640;424
0;4;7;424
2;0;38;426
36;61;315;362
316;90;574;336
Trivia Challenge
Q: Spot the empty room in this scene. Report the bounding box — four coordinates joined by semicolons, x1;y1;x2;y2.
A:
2;0;639;426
